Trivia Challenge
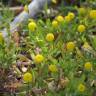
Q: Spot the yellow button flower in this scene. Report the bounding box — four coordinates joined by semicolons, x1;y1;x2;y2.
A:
77;25;86;33
78;7;86;15
52;20;58;27
66;42;75;51
68;12;75;20
84;62;92;71
23;72;32;83
56;15;64;22
78;84;85;92
89;10;96;19
28;21;37;32
65;15;71;22
0;32;4;44
48;64;58;73
52;0;57;4
24;5;29;12
46;33;54;42
34;54;44;63
65;12;75;22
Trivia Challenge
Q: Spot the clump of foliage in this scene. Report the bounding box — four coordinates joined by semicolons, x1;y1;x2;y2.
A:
0;0;96;96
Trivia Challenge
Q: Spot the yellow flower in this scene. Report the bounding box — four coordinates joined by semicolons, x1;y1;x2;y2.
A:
65;15;71;22
28;21;37;31
78;84;85;92
65;12;75;22
66;42;75;51
89;10;96;19
52;20;58;27
78;7;86;15
23;72;32;83
68;12;75;20
0;32;4;44
34;54;44;63
46;33;54;42
52;0;57;4
24;5;29;12
82;42;91;49
84;62;92;70
77;25;86;33
56;15;64;22
48;64;58;72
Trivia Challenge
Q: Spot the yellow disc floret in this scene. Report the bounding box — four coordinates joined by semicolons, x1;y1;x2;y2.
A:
34;54;44;63
78;83;85;92
77;25;86;33
48;64;58;73
78;7;86;15
52;0;57;4
52;20;58;27
65;15;71;22
46;33;54;42
23;72;32;83
84;62;92;71
89;10;96;19
28;21;37;32
56;15;64;22
68;12;75;20
24;5;29;12
66;42;75;51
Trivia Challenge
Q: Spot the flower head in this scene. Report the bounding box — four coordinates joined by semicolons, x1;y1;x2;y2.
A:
89;10;96;19
52;0;57;4
46;33;54;42
48;64;58;72
84;62;92;71
65;15;71;22
52;20;58;27
66;42;75;51
56;15;64;22
77;25;86;33
78;7;86;15
65;12;75;22
24;5;29;12
78;83;85;92
68;12;75;20
34;54;44;63
28;21;37;31
23;72;32;83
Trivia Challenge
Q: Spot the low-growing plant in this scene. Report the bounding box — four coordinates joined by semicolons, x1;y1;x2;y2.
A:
0;0;96;96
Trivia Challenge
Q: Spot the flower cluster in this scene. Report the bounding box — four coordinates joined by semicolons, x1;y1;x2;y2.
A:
0;1;96;96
